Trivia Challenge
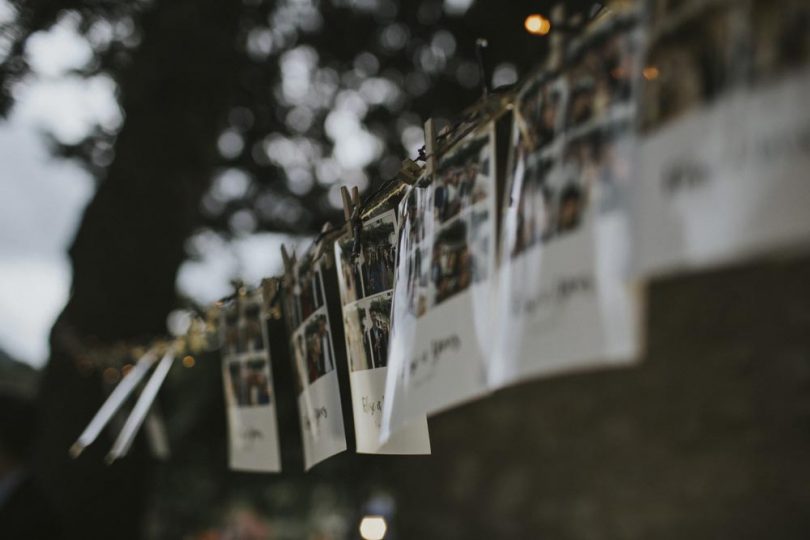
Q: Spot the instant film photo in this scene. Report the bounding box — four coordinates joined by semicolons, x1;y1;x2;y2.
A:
382;122;497;442
335;209;430;454
220;291;282;472
632;0;810;277
491;9;644;388
284;254;347;470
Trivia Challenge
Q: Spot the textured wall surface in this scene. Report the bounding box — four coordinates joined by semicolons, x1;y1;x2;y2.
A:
384;255;810;539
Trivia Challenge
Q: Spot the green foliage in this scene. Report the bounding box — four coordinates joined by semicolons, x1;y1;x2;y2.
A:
1;0;594;238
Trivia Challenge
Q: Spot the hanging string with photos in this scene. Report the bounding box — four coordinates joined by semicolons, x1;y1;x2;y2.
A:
61;0;632;459
63;0;617;466
65;0;810;470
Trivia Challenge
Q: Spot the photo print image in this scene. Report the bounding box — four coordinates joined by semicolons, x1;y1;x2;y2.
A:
219;290;282;472
335;208;431;455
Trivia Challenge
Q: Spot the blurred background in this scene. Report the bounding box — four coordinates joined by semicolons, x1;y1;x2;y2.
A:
1;0;809;539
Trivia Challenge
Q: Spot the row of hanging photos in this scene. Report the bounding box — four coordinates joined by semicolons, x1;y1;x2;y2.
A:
72;0;810;471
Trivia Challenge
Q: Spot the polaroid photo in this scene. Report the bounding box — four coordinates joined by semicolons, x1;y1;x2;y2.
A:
382;123;497;444
491;16;643;388
633;0;810;277
334;209;431;454
220;291;281;472
286;256;347;469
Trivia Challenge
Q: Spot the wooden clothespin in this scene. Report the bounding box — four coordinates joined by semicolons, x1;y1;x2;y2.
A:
280;244;299;292
340;185;354;236
351;187;363;229
231;279;246;302
423;118;438;181
399;158;423;185
261;277;283;320
336;184;364;255
351;186;360;212
340;184;363;240
313;222;334;262
340;186;353;223
280;244;293;275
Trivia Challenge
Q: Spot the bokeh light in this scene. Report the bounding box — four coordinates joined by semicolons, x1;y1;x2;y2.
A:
524;14;551;35
358;515;387;540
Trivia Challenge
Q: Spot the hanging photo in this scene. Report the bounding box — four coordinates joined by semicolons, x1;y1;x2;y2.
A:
284;255;347;470
491;11;644;388
382;122;497;442
335;209;430;454
632;0;810;276
220;292;282;472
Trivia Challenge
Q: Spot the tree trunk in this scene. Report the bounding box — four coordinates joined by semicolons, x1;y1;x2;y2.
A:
34;1;241;538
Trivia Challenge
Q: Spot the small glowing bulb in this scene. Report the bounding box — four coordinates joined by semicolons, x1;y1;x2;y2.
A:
525;14;551;35
643;66;660;80
182;355;196;368
359;515;387;540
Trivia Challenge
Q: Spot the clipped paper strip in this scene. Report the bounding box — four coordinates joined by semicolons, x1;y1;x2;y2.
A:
107;347;176;462
70;348;158;457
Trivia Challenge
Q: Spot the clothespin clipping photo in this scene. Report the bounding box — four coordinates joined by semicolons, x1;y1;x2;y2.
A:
423;118;438;180
399;158;423;185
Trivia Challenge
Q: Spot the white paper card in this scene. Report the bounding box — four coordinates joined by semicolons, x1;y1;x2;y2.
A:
632;1;810;276
382;124;497;442
285;258;347;470
221;292;282;472
334;211;430;454
492;16;643;387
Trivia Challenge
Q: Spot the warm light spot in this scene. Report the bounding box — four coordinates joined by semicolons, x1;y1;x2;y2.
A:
122;363;134;376
359;515;387;540
182;355;196;368
643;66;660;80
524;14;551;35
